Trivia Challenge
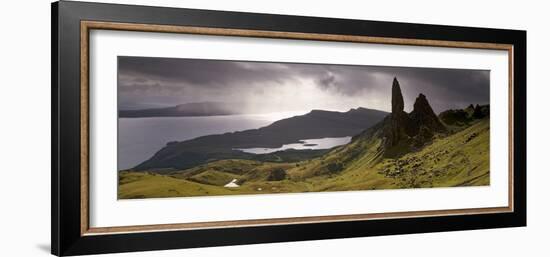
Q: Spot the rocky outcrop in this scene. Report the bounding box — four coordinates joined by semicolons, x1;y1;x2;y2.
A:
382;77;447;154
472;104;490;119
409;93;447;133
438;104;490;126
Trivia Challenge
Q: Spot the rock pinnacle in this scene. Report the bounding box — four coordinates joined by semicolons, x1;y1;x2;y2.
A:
392;77;404;114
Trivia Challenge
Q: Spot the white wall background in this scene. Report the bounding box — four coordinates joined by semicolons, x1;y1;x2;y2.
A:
0;0;547;256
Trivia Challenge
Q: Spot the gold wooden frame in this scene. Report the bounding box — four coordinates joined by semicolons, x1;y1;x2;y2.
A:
80;20;515;236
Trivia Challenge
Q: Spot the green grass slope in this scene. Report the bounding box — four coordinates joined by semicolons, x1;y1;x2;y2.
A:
118;119;489;199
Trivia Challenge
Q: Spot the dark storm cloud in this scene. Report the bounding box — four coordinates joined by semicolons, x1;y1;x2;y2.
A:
118;57;291;89
316;71;336;91
118;56;489;113
320;65;491;112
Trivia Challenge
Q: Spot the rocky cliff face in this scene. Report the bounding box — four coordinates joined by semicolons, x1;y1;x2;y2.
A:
382;77;447;154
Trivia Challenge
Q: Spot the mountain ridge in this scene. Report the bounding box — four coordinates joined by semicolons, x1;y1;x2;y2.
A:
133;107;389;170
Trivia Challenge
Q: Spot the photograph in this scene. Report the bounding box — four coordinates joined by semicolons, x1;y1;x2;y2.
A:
117;57;491;199
44;1;529;256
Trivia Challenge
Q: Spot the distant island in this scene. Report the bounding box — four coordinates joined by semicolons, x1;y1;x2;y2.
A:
119;101;243;118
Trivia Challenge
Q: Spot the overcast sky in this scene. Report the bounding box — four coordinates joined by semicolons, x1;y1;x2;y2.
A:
118;56;489;114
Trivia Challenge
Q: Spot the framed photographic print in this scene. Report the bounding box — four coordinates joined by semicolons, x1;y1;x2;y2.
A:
51;1;526;256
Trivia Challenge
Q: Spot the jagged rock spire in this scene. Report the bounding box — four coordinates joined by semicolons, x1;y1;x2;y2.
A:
383;79;447;154
412;94;433;115
385;77;407;148
410;93;446;133
391;77;404;114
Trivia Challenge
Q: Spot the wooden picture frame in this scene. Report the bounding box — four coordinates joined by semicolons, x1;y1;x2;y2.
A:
52;1;526;256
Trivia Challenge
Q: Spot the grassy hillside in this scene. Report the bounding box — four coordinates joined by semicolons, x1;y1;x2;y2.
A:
119;118;489;199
